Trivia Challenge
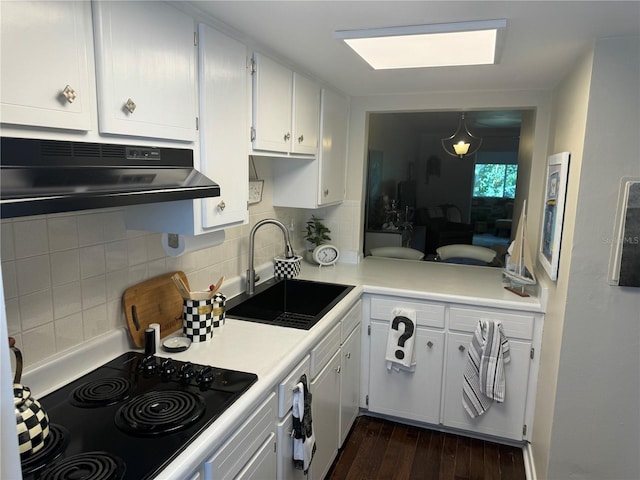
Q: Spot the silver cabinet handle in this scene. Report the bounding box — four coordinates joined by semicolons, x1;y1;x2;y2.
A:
345;352;351;359
124;98;136;114
427;341;434;348
298;134;304;143
324;189;329;197
218;201;226;211
62;85;77;103
284;132;291;141
459;345;466;352
335;365;341;374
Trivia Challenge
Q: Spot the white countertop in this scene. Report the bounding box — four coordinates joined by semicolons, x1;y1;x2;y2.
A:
21;256;544;479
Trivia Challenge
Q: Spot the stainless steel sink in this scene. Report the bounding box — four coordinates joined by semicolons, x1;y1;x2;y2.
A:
226;278;354;330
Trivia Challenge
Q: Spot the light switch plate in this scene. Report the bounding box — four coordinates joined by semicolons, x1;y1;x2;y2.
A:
248;180;264;204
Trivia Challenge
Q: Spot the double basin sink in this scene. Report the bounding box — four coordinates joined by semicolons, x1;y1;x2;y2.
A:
226;278;354;330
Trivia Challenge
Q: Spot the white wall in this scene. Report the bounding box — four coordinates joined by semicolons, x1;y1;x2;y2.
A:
545;35;640;480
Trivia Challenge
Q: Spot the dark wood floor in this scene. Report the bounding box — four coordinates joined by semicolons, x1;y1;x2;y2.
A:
327;416;526;480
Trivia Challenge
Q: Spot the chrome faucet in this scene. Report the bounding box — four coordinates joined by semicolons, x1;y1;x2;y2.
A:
246;218;295;295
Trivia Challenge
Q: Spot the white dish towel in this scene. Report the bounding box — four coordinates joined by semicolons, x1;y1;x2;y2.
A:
462;319;511;418
292;376;316;474
385;308;417;372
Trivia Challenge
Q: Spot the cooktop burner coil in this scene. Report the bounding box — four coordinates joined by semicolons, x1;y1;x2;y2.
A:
114;390;206;435
70;378;132;408
21;424;69;478
39;451;126;480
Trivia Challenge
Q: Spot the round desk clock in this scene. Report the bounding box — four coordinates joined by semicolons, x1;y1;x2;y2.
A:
312;244;340;266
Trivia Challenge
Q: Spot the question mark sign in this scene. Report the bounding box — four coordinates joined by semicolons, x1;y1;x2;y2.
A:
391;316;414;360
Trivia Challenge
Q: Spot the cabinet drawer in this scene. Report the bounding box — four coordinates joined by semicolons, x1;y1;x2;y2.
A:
310;323;340;379
370;297;445;329
449;306;535;340
341;300;362;343
278;356;310;418
205;392;276;480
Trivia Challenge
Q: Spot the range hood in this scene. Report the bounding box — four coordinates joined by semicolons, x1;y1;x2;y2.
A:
1;137;221;219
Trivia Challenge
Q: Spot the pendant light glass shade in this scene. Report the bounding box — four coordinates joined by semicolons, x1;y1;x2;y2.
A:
441;113;483;158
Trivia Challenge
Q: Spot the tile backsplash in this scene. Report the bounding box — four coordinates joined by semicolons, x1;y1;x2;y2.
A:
1;167;361;368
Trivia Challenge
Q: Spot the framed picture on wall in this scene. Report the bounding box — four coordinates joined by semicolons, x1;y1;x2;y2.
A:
539;152;570;281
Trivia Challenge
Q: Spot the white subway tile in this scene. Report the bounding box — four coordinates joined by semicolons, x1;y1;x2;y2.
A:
127;236;148;266
79;245;106;279
1;221;15;260
102;211;127;242
77;213;105;246
47;216;79;252
106;270;129;302
50;250;80;285
5;297;21;334
54;313;84;352
22;324;56;366
52;282;82;319
15;255;51;295
105;240;129;272
19;290;54;330
2;261;18;299
13;219;49;258
83;304;108;339
81;275;106;309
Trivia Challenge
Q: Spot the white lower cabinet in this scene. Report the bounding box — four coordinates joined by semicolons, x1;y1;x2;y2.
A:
204;393;276;480
309;348;341;480
368;322;444;424
276;411;305;480
363;294;542;443
235;433;277;480
339;323;361;445
443;332;531;440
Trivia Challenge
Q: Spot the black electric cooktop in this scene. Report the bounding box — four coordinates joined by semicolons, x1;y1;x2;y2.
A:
21;352;258;480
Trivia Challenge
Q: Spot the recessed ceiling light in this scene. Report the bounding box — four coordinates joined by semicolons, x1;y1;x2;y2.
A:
335;19;507;70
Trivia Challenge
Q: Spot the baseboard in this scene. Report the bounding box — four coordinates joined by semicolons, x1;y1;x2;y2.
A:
523;442;538;480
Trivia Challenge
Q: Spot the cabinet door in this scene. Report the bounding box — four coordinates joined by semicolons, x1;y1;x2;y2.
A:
276;412;306;480
1;1;92;130
318;89;348;205
93;1;196;141
236;433;277;480
368;322;444;424
252;53;292;152
309;349;340;480
291;73;320;155
443;332;531;440
340;324;361;446
198;23;248;229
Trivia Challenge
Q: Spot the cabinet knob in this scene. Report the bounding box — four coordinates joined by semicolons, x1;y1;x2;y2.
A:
458;345;466;352
335;365;341;374
298;134;304;143
61;85;77;104
324;189;329;197
124;98;137;114
345;352;351;359
218;200;226;211
427;341;434;348
284;132;291;141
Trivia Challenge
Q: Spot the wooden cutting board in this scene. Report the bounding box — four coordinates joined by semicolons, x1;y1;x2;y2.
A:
122;271;189;348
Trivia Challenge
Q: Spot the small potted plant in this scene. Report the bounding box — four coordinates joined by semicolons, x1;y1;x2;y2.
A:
304;215;331;261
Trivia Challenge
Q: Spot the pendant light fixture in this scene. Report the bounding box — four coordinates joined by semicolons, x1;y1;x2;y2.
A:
441;113;483;158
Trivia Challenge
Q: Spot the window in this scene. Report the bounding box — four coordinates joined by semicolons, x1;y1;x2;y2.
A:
473;163;518;198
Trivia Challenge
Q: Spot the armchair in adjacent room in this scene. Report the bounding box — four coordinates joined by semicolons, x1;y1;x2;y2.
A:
416;204;475;254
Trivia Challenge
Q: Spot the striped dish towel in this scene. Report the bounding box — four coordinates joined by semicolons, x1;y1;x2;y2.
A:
463;320;511;418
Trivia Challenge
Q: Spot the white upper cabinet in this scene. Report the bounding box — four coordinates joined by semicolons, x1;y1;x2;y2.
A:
0;1;93;131
92;1;197;141
272;88;348;208
125;24;249;235
318;88;349;205
198;23;249;230
251;53;319;156
291;73;320;155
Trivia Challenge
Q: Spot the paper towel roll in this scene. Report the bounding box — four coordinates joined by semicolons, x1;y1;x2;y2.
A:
161;231;226;257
